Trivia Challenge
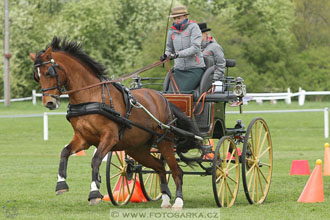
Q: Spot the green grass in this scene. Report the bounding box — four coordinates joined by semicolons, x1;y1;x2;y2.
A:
0;100;330;219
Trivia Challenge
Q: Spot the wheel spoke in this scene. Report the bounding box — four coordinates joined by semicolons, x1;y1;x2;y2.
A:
221;179;225;206
256;122;263;156
259;162;271;167
154;175;159;198
227;174;238;184
217;177;225;197
226;149;236;169
144;172;152;186
110;162;122;170
248;167;255;192
257;168;265;197
114;152;124;167
116;177;123;203
148;173;155;195
225;180;229;206
225;180;234;198
251;169;256;202
247;143;257;159
121;177;125;202
246;163;256;176
259;147;271;159
257;166;269;184
226;164;238;173
125;177;131;196
110;172;121;180
257;131;268;157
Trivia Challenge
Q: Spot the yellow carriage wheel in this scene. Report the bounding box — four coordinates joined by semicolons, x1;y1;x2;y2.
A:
242;118;273;204
139;151;171;201
212;136;240;207
105;151;137;206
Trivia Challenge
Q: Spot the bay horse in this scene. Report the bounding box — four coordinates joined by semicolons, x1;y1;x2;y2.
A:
30;37;202;209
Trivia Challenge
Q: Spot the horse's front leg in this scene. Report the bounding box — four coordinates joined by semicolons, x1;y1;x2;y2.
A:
88;138;117;205
56;144;71;195
56;137;89;195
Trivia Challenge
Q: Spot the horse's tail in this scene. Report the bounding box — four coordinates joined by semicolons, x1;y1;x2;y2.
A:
168;102;204;166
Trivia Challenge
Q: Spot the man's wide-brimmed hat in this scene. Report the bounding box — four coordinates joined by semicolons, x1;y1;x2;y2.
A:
198;22;211;33
169;6;189;18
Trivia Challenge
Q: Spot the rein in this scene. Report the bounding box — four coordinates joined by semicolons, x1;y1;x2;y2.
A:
62;60;166;95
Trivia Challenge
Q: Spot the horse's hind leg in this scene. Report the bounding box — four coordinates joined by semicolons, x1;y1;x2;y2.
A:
158;141;184;210
56;136;88;195
127;148;172;208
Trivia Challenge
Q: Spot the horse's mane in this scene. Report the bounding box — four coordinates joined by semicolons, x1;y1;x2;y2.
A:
39;36;108;76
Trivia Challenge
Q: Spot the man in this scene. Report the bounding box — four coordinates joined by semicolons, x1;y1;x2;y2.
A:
160;5;205;93
198;22;226;82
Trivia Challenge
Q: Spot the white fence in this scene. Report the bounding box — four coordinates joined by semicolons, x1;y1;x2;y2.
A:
1;108;329;139
1;88;329;106
246;88;330;105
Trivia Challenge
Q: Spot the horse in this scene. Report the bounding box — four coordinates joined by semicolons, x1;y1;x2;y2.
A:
29;36;202;209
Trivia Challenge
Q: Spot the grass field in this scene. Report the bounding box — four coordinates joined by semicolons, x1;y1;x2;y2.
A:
0;100;330;219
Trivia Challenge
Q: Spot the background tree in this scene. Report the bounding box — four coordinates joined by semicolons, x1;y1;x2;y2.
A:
0;0;329;98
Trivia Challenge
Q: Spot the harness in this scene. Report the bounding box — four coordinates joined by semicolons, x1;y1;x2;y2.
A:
33;57;203;143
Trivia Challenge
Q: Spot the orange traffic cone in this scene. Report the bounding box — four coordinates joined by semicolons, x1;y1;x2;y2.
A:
102;194;110;201
290;160;311;175
297;159;324;203
129;179;147;203
324;143;330;176
204;139;215;159
73;150;86;156
112;176;147;203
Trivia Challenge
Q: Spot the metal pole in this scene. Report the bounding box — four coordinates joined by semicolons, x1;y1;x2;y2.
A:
325;107;329;139
43;112;48;141
4;0;11;106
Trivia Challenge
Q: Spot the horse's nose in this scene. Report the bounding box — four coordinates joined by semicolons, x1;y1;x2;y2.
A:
46;100;57;110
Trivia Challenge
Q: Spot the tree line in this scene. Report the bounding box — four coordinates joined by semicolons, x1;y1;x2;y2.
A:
0;0;329;98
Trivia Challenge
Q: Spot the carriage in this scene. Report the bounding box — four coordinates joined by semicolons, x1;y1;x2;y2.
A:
104;59;273;208
31;37;272;209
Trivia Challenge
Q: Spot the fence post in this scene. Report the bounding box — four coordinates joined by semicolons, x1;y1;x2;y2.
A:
32;90;36;105
298;87;305;106
285;88;291;104
325;107;329;138
43;112;48;141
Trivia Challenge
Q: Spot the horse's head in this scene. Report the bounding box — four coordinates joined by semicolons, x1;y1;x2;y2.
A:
30;46;66;110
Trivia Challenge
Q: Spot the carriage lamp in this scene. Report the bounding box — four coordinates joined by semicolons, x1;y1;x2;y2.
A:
233;77;246;98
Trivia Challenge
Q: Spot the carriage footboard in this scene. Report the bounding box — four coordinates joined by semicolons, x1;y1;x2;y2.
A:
204;93;237;102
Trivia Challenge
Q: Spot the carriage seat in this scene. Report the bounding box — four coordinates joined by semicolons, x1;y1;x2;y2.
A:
192;59;236;100
162;59;236;102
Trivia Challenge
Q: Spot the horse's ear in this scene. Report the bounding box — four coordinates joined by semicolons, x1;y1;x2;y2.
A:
29;53;36;61
43;46;53;58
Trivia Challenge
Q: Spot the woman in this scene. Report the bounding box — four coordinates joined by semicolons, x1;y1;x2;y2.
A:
160;5;205;93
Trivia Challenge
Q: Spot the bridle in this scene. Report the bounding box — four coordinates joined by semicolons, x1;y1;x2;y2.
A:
33;57;65;101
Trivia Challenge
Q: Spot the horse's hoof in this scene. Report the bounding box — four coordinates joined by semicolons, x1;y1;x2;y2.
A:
161;204;172;209
89;198;102;206
161;194;171;209
56;188;69;195
88;190;103;206
172;206;183;211
172;197;183;210
56;181;69;195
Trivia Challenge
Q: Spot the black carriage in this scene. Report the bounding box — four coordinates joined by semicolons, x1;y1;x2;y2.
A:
105;59;273;207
